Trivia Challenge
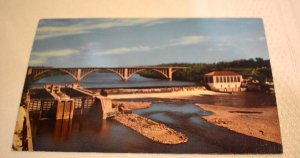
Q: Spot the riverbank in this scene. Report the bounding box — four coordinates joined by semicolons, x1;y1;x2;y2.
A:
196;104;282;144
113;113;188;144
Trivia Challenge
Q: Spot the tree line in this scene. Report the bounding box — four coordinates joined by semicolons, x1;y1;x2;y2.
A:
139;58;273;84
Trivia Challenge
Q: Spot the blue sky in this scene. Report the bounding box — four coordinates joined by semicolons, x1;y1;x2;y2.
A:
29;18;269;67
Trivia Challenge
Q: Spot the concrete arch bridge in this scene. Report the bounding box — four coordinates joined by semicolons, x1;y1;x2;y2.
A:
27;66;186;83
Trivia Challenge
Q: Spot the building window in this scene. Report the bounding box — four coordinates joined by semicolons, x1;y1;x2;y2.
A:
224;76;227;83
234;76;237;82
216;76;219;83
237;76;240;82
227;76;230;83
230;76;233;82
220;76;223;83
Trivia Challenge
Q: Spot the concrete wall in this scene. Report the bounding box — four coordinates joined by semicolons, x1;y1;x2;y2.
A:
100;86;203;95
97;97;113;119
55;100;75;120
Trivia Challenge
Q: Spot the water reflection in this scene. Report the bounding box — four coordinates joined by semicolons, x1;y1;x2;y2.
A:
53;119;73;143
135;103;212;115
189;116;208;126
147;113;175;124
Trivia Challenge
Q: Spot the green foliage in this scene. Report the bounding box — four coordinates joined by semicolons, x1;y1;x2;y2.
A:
251;67;273;83
139;58;273;83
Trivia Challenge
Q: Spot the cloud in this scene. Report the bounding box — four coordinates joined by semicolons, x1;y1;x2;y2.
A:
143;19;176;26
90;34;207;56
213;19;261;24
93;46;160;56
243;36;266;42
30;49;79;65
29;58;45;65
35;19;172;41
169;35;206;46
35;30;89;40
89;19;166;29
208;47;224;52
32;49;79;57
258;36;266;41
216;43;226;47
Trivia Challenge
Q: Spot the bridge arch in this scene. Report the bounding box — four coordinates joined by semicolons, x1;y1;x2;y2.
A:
127;68;169;80
33;69;77;82
79;68;125;81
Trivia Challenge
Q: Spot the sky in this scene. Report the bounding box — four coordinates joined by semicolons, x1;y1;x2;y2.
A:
29;18;270;67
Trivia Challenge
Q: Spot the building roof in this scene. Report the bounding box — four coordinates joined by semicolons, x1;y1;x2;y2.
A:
204;71;241;76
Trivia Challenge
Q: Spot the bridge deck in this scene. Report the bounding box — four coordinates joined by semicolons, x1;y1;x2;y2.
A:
28;66;187;69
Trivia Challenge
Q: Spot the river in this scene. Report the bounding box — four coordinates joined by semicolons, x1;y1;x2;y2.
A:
32;71;196;88
29;72;282;153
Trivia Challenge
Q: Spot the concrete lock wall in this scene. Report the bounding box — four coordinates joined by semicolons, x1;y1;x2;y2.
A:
56;100;75;120
98;97;113;119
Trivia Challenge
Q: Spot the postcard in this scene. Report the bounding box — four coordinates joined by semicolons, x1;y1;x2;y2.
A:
12;18;282;153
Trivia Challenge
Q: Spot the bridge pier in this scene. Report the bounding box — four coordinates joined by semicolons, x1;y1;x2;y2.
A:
75;68;82;84
27;67;32;75
168;67;173;81
123;68;129;81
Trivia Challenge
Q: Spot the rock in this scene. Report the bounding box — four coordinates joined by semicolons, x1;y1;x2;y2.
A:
114;114;188;144
259;130;264;135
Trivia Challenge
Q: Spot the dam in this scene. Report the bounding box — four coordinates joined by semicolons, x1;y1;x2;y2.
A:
28;84;114;120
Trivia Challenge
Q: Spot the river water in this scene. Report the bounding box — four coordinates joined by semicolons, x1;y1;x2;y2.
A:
30;72;282;153
32;71;196;88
